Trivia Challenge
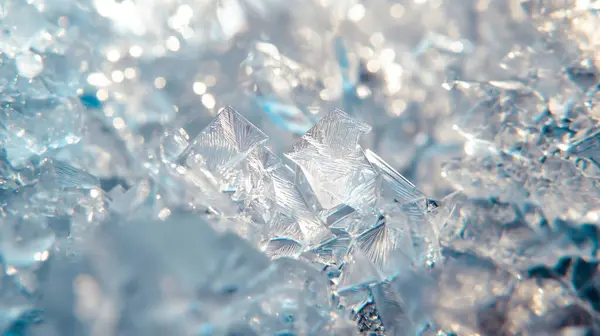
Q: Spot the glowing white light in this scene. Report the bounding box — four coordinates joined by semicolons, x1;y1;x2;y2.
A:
106;49;121;62
158;208;171;220
113;117;125;129
193;82;207;95
348;4;366;22
90;188;101;198
217;0;246;38
166;36;180;52
34;251;50;261
202;94;216;109
97;89;109;101
129;45;143;58
111;70;124;83
124;67;136;79
87;72;112;87
366;60;381;73
154;77;166;89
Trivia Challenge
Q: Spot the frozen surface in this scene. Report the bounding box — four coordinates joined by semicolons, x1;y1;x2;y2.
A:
0;0;600;335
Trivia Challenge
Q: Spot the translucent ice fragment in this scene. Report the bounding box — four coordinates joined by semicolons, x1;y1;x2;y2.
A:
353;214;417;275
568;130;600;164
259;211;305;243
337;246;381;292
264;237;303;258
431;191;466;238
160;127;192;164
286;110;377;210
299;109;371;157
2;160;101;219
361;150;443;266
160;113;218;166
270;165;333;244
287;156;338;210
0;96;83;166
240;258;344;335
160;108;273;214
55;117;132;180
246;144;281;173
301;236;350;266
330;212;372;236
242;42;322;134
0;1;49;57
365;149;425;206
446;80;511;140
0;152;40;189
369;282;407;335
107;180;164;219
183;106;269;175
40;50;86;97
288;145;378;210
224;145;281;201
383;270;437;334
40;159;99;189
355;216;396;266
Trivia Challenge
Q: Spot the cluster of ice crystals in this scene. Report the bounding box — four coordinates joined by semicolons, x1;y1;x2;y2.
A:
152;105;439;285
2;0;600;335
0;0;85;193
132;105;445;335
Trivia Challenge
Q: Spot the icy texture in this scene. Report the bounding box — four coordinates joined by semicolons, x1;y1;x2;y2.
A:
0;0;600;335
0;101;441;334
0;1;85;191
37;213;354;335
143;106;440;335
